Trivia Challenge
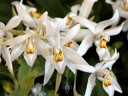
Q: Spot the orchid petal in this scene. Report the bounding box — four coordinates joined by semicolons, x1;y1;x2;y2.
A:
0;22;6;30
43;61;55;86
24;50;37;67
2;46;14;76
77;33;94;56
72;16;96;33
15;4;36;28
96;46;107;61
4;34;31;45
56;59;66;74
35;39;57;69
5;31;13;39
73;29;90;42
39;11;48;25
73;64;95;73
84;73;96;96
103;23;124;36
67;61;76;74
111;77;122;93
79;0;97;18
96;10;119;33
63;46;89;64
62;24;80;45
103;84;114;96
101;49;119;70
71;5;80;15
0;30;5;36
11;43;25;62
123;19;128;31
5;16;22;30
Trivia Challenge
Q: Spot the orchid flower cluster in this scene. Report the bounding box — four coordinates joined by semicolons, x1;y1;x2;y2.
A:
0;0;125;96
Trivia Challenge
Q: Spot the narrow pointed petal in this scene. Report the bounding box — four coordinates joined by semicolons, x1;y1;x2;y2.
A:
111;77;122;93
79;0;97;18
4;34;31;45
62;24;80;45
39;11;48;23
24;50;37;67
2;46;14;76
103;23;124;36
0;22;6;30
73;64;95;73
77;33;94;56
72;16;96;33
96;10;119;33
71;5;80;15
73;29;90;42
5;16;22;30
43;61;55;86
103;84;114;96
84;73;96;96
63;47;89;64
11;43;25;62
15;4;36;28
101;49;119;69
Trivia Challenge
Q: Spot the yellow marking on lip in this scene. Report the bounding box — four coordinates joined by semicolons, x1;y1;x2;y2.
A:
26;38;35;54
53;49;63;62
64;41;72;47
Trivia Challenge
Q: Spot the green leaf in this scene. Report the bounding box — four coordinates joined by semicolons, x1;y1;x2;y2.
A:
112;41;123;49
95;79;108;96
17;55;45;96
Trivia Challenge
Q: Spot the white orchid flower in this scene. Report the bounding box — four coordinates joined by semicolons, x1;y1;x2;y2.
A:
0;16;22;76
43;20;89;85
106;0;128;31
72;10;123;60
13;2;49;37
4;27;51;67
73;49;122;96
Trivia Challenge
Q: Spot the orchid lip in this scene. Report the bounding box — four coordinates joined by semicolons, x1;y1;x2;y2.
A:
99;35;109;48
53;48;63;62
66;16;73;25
26;38;35;54
103;75;112;87
30;11;42;19
64;41;72;47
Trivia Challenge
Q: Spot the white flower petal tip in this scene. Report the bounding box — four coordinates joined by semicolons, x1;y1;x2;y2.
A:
79;0;97;18
5;16;22;30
